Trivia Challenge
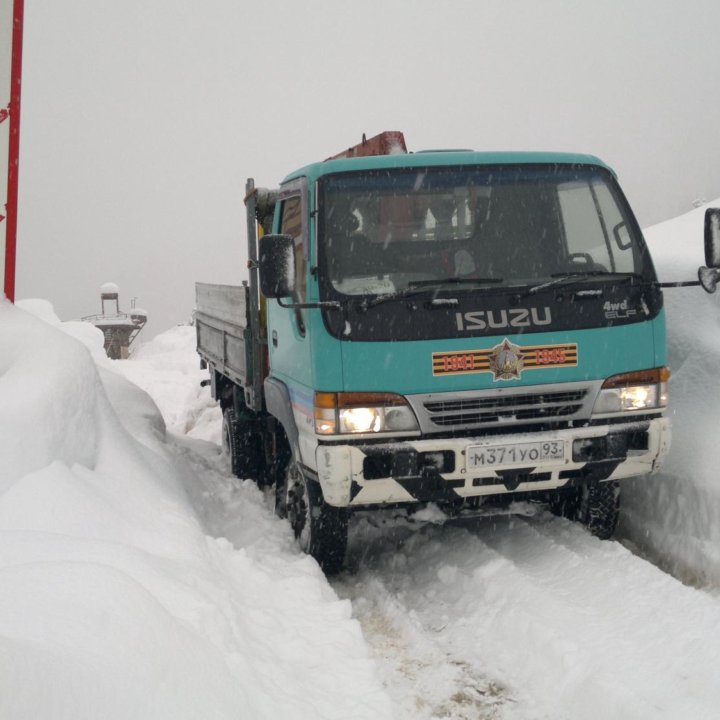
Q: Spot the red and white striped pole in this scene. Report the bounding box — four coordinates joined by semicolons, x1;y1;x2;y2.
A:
2;0;23;303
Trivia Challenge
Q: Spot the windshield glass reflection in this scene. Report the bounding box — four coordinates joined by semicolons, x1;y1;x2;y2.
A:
320;165;648;296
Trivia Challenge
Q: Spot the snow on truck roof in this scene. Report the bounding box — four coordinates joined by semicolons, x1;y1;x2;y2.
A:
281;150;613;185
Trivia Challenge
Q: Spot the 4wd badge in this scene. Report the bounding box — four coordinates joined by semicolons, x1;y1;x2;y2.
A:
432;339;578;380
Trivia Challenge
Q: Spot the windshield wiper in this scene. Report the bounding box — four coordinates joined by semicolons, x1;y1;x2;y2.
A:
363;287;439;309
525;271;642;296
408;277;504;288
364;277;504;309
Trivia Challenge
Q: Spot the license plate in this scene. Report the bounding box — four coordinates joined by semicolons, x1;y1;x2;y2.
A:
466;440;565;469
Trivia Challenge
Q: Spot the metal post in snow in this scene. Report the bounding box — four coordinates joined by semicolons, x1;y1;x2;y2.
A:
4;0;23;303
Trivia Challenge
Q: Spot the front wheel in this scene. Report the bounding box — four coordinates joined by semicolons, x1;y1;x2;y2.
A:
550;480;620;540
285;461;348;574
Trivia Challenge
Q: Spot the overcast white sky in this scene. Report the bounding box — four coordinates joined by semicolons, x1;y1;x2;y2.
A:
14;0;720;336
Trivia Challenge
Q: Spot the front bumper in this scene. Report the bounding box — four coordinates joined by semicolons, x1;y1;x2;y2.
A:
315;417;670;507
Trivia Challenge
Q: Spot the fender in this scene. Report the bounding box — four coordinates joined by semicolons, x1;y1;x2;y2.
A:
264;376;300;456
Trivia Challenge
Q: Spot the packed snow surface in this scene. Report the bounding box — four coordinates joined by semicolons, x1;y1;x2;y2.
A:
2;201;720;719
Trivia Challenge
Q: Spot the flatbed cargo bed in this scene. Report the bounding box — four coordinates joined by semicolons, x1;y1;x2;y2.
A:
195;282;250;390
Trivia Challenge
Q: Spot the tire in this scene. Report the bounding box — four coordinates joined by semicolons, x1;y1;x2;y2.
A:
270;429;292;518
222;409;242;477
285;459;348;574
579;480;620;539
549;480;620;540
222;408;264;481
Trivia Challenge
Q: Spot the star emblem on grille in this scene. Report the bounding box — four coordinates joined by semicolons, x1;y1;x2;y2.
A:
488;339;525;381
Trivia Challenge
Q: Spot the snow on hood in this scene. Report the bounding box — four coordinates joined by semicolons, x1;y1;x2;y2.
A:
0;299;392;720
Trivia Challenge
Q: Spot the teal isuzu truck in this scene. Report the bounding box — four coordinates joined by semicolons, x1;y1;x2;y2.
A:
196;132;719;572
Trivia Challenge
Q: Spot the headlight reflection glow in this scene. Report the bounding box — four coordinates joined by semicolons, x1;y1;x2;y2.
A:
593;368;669;416
315;392;419;435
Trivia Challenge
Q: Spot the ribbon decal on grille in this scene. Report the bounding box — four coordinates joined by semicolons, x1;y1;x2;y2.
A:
432;339;578;381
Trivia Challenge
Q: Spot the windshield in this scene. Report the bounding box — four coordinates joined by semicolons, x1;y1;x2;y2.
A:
318;165;652;297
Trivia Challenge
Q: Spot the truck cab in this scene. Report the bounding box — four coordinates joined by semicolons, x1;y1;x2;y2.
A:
198;133;720;572
254;145;671;568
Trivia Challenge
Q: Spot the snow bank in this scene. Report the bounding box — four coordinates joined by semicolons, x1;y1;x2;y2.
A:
1;301;112;489
0;301;392;720
620;200;720;585
116;323;221;441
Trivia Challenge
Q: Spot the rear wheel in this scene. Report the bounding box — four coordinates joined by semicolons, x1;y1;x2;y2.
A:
222;408;264;481
222;409;242;477
550;480;620;540
284;459;348;574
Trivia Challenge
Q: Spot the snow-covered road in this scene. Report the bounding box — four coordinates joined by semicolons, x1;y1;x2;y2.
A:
172;410;720;720
334;510;720;720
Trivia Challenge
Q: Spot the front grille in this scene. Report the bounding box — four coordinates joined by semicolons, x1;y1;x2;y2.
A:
410;383;597;433
425;390;586;426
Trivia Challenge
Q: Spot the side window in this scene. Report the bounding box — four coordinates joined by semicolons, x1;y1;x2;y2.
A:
591;182;635;273
558;181;637;273
279;195;306;302
557;182;612;270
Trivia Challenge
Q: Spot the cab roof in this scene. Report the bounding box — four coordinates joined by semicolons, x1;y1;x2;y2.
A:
281;150;614;186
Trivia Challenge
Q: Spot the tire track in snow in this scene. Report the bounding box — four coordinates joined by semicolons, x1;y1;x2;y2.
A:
333;511;720;720
332;517;512;720
344;576;506;719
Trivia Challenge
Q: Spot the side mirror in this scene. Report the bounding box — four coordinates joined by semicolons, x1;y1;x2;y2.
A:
704;209;720;267
699;209;720;293
259;234;296;299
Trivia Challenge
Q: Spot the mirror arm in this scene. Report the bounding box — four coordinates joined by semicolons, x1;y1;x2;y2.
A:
657;280;702;288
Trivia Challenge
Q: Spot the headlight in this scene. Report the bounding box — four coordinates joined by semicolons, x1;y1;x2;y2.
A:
592;367;670;415
314;392;420;435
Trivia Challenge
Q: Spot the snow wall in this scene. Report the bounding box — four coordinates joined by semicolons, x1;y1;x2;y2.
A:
0;300;392;720
619;201;720;586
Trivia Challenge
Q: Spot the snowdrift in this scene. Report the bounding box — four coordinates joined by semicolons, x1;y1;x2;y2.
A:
0;301;391;720
620;201;720;584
